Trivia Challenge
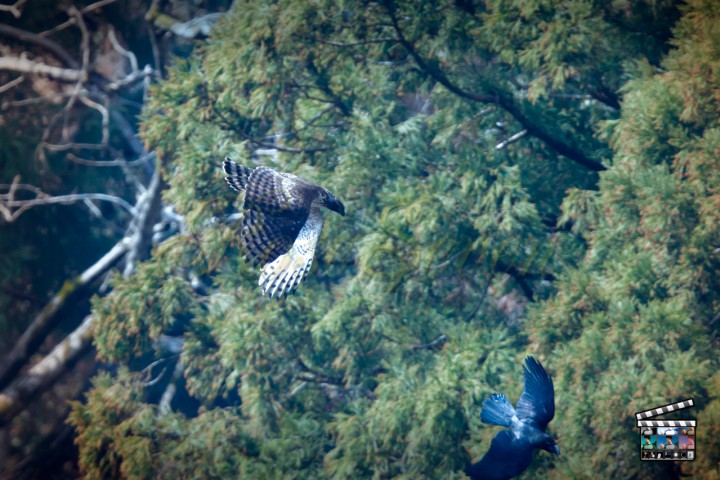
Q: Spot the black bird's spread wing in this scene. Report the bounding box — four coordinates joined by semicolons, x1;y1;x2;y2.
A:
466;430;534;480
515;356;555;430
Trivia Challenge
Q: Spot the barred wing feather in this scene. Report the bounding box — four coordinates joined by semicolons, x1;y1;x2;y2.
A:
241;209;306;267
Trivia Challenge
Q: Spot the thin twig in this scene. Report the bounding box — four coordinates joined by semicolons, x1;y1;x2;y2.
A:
66;152;151;167
215;108;330;153
108;26;138;72
60;7;90;142
0;23;78;68
108;64;153;91
0;0;28;18
146;23;162;80
464;272;495;323
294;33;399;47
38;0;121;37
78;93;110;145
408;334;447;351
158;360;183;416
0;75;24;94
0;190;136;222
495;129;528;150
41;141;108;152
382;0;605;172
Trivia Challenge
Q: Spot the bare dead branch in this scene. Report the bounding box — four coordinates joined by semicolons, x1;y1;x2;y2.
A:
108;64;153;91
41;141;107;152
110;110;145;157
58;7;90;143
158;360;183;416
0;239;131;391
168;13;224;38
66;152;151;167
495;129;528;150
78;93;109;145
38;0;120;37
0;315;94;429
123;165;162;276
0;56;82;82
0;183;136;222
72;7;88;76
146;23;163;80
0;74;23;94
0;157;163;423
108;26;137;72
0;23;77;68
0;0;27;18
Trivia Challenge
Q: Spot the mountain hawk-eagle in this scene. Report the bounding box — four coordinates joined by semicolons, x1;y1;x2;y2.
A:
223;158;345;298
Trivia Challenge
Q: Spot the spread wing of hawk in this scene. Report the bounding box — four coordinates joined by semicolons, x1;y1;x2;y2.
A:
223;158;345;298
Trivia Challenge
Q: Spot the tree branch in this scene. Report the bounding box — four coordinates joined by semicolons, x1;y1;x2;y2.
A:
382;0;607;172
0;74;24;94
0;238;132;390
408;334;447;351
0;23;78;68
214;108;331;153
0;56;82;82
38;0;120;37
0;316;94;429
0;155;164;424
495;129;527;150
384;1;496;103
0;184;137;222
295;34;399;47
123;164;163;276
0;0;27;18
495;94;606;171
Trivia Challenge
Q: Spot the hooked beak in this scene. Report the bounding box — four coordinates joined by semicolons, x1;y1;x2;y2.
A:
335;199;346;216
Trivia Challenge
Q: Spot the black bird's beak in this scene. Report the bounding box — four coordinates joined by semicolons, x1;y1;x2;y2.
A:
553;445;560;456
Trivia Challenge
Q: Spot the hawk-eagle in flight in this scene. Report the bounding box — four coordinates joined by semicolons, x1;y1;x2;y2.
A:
223;158;345;298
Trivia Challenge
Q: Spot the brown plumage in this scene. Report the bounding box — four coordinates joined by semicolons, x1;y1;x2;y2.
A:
223;158;345;298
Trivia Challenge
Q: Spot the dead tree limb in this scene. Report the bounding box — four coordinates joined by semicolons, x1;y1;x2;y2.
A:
0;157;163;424
0;23;78;67
0;56;82;82
0;238;131;390
0;315;95;428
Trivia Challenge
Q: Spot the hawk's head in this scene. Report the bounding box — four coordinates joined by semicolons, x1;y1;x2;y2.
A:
321;190;346;216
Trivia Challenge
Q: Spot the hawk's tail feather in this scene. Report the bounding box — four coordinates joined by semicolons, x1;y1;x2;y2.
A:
259;252;313;299
223;157;253;192
481;393;516;428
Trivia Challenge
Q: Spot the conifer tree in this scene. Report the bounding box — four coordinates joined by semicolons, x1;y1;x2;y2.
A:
68;1;718;479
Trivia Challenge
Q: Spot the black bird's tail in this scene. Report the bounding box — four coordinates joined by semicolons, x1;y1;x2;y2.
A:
481;393;517;428
223;157;253;192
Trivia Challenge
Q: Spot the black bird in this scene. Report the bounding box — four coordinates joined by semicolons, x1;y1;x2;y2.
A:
466;356;560;480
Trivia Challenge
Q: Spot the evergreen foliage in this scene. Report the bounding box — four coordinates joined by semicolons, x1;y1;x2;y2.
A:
70;1;718;478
